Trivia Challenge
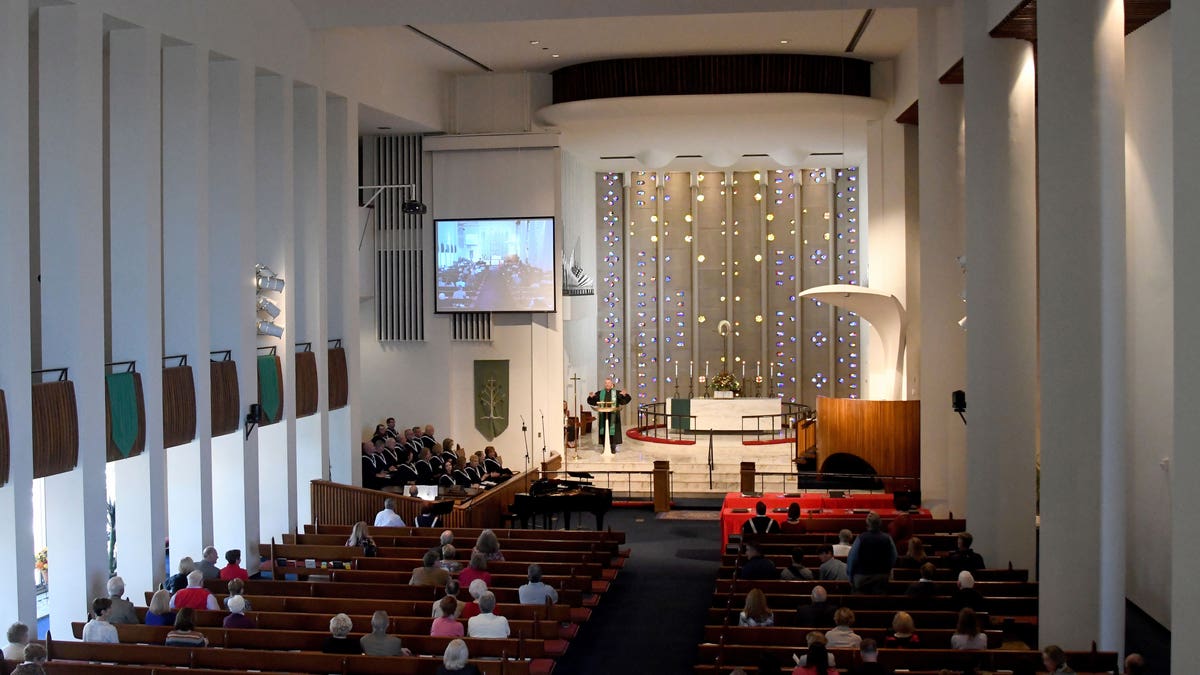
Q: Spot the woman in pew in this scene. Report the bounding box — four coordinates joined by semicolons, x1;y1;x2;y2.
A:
824;607;862;649
951;608;986;650
1042;645;1075;673
346;521;376;548
791;641;837;675
739;588;775;627
460;579;490;620
144;590;175;627
437;638;481;675
473;529;505;562
794;632;837;669
779;502;808;534
459;551;492;589
222;595;255;630
165;608;208;647
225;578;252;612
82;598;119;643
883;611;920;648
895;537;928;569
431;597;465;637
321;613;362;654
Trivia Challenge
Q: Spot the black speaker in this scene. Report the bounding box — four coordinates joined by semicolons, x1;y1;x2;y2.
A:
951;390;966;413
893;490;922;511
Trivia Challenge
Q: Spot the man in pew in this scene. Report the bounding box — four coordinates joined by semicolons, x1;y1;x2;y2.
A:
374;496;406;527
952;571;986;611
197;546;221;580
104;576;138;625
741;501;780;535
81;598;119;643
904;563;938;600
794;586;837;628
833;529;854;557
738;541;779;580
945;531;986;573
847;639;892;675
780;547;814;581
518;564;559;605
846;512;897;595
817;544;848;581
466;592;510;638
410;550;451;587
169;570;219;610
1124;653;1146;675
360;610;412;656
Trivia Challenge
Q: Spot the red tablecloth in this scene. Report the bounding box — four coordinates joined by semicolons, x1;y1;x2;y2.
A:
719;492;930;544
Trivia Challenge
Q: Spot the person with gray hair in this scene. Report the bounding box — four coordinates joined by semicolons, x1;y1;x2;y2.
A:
374;497;405;527
466;592;510;638
360;610;410;656
794;585;837;627
517;564;559;605
170;570;219;610
21;643;47;664
846;511;897;595
437;544;462;573
196;546;221;580
833;529;854;557
952;570;986;610
105;576;138;624
437;638;481;675
322;613;361;654
163;556;195;594
461;579;489;619
4;622;30;660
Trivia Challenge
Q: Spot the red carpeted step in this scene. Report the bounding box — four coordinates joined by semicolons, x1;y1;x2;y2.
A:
590;580;611;594
570;607;592;623
583;594;600;608
530;657;556;675
543;639;569;657
601;568;619;581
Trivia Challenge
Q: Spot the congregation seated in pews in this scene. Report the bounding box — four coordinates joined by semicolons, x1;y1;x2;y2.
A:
361;417;512;493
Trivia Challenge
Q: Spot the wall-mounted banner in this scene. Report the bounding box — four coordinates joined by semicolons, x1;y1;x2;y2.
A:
474;359;509;441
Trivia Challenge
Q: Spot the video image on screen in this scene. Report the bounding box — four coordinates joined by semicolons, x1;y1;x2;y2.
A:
435;217;556;313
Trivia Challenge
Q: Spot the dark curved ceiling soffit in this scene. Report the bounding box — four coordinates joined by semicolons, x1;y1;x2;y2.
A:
552;54;872;105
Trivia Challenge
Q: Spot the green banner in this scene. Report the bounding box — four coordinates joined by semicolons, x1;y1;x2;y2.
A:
105;372;140;458
474;360;509;441
670;397;692;431
257;355;281;423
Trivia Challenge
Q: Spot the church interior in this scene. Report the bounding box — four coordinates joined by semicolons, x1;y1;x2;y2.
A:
0;0;1193;673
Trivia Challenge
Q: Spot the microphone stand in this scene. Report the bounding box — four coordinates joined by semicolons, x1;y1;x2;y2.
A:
521;415;531;477
539;410;547;467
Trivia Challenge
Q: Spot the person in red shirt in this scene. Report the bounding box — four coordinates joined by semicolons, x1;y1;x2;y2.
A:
219;549;249;581
170;570;219;611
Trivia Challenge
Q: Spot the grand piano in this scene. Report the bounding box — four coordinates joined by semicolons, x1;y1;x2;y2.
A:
511;476;613;531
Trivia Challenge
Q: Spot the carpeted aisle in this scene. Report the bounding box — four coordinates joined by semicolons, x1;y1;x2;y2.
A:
552;508;722;675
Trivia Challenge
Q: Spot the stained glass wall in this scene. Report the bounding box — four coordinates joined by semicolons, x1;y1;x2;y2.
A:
595;168;864;406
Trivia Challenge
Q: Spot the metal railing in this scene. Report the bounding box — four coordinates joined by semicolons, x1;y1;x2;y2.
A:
635;401;698;442
739;401;814;441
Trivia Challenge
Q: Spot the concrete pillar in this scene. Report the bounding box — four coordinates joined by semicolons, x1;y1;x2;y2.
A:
255;74;297;540
961;4;1038;573
107;27;167;595
208;57;261;568
36;3;110;637
325;95;361;486
1036;0;1126;650
916;7;967;519
863;116;909;401
0;0;37;628
1173;2;1200;671
162;44;214;564
293;85;329;524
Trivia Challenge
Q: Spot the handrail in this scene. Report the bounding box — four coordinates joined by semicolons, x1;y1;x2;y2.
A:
32;367;68;382
635;401;698;442
542;468;672;502
105;360;137;373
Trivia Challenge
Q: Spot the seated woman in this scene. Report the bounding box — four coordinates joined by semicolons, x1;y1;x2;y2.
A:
791;641;837;675
895;536;928;569
415;502;442;528
824;607;861;649
144;589;175;627
884;611;921;648
222;595;254;629
459;551;492;589
219;548;249;581
951;608;987;650
225;578;252;612
430;597;465;637
345;521;375;548
779;502;808;534
738;588;774;627
165;608;208;647
482;446;512;480
437;638;481;675
437;544;462;573
473;529;505;562
460;579;490;620
322;613;362;654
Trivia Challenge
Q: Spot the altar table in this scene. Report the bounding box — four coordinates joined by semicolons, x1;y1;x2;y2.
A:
669;397;781;431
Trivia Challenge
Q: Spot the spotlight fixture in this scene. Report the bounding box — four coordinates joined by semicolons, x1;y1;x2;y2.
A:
256;296;281;319
255;264;285;293
401;199;428;215
257;320;284;338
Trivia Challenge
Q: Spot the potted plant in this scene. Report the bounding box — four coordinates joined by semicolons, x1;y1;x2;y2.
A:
35;548;47;585
710;371;741;399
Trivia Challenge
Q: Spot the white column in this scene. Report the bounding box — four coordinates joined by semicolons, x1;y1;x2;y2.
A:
326;96;361;486
36;3;110;637
293;85;328;524
208;57;261;567
862;116;908;401
0;0;37;628
255;74;297;540
1037;0;1126;650
1173;2;1200;671
961;4;1038;572
916;7;967;519
107;27;167;596
162;44;214;564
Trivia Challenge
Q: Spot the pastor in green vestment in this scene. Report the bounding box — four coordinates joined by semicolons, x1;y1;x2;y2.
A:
586;377;632;452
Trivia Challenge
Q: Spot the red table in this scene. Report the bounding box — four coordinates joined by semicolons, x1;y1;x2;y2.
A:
719;492;931;544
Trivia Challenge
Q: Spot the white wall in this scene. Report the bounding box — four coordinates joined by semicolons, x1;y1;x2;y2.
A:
561;151;599;404
1124;12;1173;628
358;145;566;465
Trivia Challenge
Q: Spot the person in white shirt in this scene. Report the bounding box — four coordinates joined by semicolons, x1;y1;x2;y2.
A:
466;592;510;638
374;497;406;527
832;529;854;557
517;564;559;605
3;622;30;660
81;598;119;643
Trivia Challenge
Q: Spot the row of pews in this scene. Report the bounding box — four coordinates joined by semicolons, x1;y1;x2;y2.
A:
8;524;628;675
698;521;1119;674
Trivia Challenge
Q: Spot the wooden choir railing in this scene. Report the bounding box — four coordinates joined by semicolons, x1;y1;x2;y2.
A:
32;380;78;478
208;360;238;437
295;351;318;418
0;389;8;487
163;365;197;447
815;395;920;478
327;347;348;410
311;471;536;530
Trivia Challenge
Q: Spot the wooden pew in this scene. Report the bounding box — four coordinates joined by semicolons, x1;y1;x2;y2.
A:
712;578;1039;598
201;578;586;607
328;569;600;595
705;607;988;629
46;639;540;675
6;662;298;675
694;645;1118;673
713;593;1038;617
261;543;615;576
701;625;1003;649
277;537;620;558
354;556;615;582
305;524;626;546
726;518;967;537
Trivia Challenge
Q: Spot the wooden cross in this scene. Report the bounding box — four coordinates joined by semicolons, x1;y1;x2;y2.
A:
568;372;583;452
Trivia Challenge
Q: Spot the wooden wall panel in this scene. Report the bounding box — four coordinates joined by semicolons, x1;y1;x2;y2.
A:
327;347;348;411
163;366;197;447
0;390;9;487
815;396;920;478
295;351;318;419
209;361;239;437
32;381;78;479
105;372;147;461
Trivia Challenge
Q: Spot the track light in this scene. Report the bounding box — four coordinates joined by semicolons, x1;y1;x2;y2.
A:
255;264;285;293
257;320;284;338
256;297;281;319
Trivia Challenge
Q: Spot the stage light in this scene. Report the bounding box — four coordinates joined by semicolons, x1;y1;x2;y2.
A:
697;315;706;323
255;264;285;293
754;173;761;181
767;233;776;241
256;297;281;318
754;254;763;262
257;320;284;338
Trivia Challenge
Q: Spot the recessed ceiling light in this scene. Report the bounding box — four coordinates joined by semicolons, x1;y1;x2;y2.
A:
552;54;560;58
530;40;540;45
779;39;790;44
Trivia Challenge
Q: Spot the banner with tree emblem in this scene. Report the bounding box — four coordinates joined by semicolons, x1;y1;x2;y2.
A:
474;359;509;440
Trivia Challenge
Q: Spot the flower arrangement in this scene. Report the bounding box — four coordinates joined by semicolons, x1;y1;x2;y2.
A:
35;548;47;572
710;371;741;393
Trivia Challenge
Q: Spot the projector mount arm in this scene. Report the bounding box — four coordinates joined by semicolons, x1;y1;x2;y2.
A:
357;184;418;251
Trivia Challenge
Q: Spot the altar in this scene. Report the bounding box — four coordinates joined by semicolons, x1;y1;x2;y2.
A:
669;397;781;432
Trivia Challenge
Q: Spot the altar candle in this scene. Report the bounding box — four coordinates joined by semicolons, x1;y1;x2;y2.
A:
705;361;709;378
757;361;760;377
674;362;678;379
742;362;745;378
770;363;774;379
690;361;693;377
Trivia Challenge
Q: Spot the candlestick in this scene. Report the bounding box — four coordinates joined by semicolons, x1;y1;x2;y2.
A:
757;361;760;377
770;363;774;379
705;361;709;378
741;362;746;378
674;362;678;379
689;360;693;377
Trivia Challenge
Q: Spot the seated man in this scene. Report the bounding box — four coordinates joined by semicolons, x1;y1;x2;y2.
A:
832;529;854;557
105;576;138;624
466;592;510;638
374;496;406;527
780;547;814;581
945;531;986;572
409;550;451;587
517;564;560;605
904;562;938;599
219;549;249;581
795;586;837;628
848;639;893;675
81;598;119;643
741;501;780;535
170;570;219;610
414;502;441;528
196;546;221;580
360;610;411;656
738;541;779;580
817;544;849;581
